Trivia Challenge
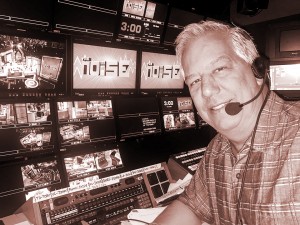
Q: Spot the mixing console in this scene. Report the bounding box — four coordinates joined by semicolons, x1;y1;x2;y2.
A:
35;174;152;225
168;147;206;180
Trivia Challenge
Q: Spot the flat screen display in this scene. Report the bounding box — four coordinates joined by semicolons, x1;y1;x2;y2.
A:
163;8;204;46
54;0;119;37
140;51;184;92
0;157;62;197
73;43;137;96
56;99;116;151
118;0;168;44
0;32;67;98
0;0;52;29
269;63;300;90
115;97;161;139
280;29;300;52
63;148;123;181
0;101;56;161
161;96;196;132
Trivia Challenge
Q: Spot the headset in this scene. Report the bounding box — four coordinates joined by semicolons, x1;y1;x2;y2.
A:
228;55;271;224
225;56;270;116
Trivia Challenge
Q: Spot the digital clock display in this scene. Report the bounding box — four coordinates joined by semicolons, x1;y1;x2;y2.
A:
161;96;196;132
118;0;168;44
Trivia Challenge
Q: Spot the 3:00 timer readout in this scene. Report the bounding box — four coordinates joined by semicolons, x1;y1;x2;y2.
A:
120;22;142;33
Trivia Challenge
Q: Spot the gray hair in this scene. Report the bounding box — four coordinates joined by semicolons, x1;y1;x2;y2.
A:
175;20;259;65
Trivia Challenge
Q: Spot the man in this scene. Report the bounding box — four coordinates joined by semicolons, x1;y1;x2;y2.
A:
152;21;300;224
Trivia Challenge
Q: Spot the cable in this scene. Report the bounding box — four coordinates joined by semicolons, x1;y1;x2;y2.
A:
235;88;271;224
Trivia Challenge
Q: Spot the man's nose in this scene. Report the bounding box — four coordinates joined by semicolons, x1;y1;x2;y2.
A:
201;76;219;98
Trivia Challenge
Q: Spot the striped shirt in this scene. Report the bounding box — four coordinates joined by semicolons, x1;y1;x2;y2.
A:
178;91;300;225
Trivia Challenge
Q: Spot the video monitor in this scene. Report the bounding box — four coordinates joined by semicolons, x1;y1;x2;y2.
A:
275;24;300;59
140;51;184;94
73;42;137;96
0;0;52;30
54;0;119;38
63;148;123;182
118;0;168;44
115;96;162;139
161;96;196;132
270;62;300;90
163;8;204;46
56;98;116;151
0;31;67;98
269;62;300;100
0;157;62;197
0;100;56;162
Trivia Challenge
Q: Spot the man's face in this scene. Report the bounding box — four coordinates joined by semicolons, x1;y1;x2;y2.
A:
181;31;261;134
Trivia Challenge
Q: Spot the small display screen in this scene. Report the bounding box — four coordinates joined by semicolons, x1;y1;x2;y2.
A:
280;29;300;52
0;158;62;197
21;160;61;190
0;32;67;97
269;63;300;90
161;96;196;132
0;101;55;161
63;148;123;181
116;97;161;139
57;99;116;151
73;43;137;95
140;51;184;91
118;0;168;44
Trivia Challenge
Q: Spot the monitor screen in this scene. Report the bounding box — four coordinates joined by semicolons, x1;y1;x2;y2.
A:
54;0;119;38
73;42;137;96
163;8;204;46
63;148;123;182
140;51;184;93
115;96;161;139
269;63;300;90
0;157;62;197
118;0;168;44
0;100;56;162
0;31;67;98
0;0;52;29
56;98;116;151
161;96;196;132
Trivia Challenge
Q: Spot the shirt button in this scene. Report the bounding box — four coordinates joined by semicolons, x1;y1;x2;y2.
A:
236;173;241;179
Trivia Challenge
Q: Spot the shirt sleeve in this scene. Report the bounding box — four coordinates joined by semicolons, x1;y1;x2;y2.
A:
177;157;213;224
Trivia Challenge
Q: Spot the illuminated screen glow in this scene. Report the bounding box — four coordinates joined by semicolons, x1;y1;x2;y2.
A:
0;34;66;91
161;96;196;131
118;0;167;44
73;43;137;89
0;102;55;160
64;149;123;180
270;63;300;90
21;160;61;190
140;52;184;90
57;99;116;149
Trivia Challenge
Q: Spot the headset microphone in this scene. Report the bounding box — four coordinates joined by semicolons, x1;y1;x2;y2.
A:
225;84;264;115
225;57;268;116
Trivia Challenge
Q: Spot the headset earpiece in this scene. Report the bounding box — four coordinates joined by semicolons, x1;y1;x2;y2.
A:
251;56;269;79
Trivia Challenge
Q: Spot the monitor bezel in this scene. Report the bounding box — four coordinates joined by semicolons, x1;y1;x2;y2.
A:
0;28;69;99
71;37;139;97
138;49;186;96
